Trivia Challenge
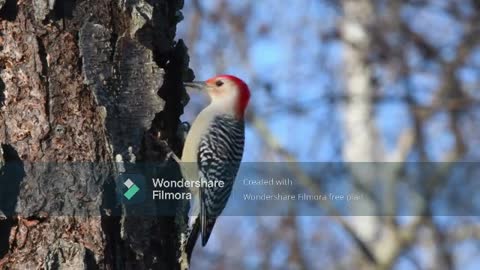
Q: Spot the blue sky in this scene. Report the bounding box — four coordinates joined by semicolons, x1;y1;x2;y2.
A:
176;0;480;268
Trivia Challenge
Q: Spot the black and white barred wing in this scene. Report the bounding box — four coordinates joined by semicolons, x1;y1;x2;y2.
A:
197;115;245;246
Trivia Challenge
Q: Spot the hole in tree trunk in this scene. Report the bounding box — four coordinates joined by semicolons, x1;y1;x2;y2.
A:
53;0;75;19
0;144;24;258
0;0;17;22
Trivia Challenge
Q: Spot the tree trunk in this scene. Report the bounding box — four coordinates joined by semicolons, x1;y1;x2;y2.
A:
340;1;405;268
340;0;381;268
0;0;191;269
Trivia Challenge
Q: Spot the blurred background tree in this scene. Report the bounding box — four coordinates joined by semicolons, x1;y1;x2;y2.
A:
179;0;480;269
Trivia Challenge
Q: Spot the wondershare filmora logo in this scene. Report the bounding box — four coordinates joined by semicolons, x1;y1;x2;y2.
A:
123;178;140;200
117;173;146;204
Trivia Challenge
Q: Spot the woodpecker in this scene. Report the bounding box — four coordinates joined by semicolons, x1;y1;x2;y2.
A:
179;75;250;269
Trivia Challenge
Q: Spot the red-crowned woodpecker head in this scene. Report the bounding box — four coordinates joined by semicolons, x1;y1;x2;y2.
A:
203;75;250;119
184;75;251;119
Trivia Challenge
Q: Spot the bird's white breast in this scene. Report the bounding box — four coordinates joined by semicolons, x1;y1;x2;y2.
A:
180;101;237;189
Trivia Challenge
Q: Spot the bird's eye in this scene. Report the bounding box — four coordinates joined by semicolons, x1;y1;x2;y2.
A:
215;80;224;87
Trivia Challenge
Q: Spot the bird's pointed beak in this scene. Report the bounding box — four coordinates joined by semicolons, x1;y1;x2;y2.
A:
184;81;206;90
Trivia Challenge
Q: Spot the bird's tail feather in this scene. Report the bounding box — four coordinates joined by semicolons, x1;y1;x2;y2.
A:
200;190;216;246
186;218;200;262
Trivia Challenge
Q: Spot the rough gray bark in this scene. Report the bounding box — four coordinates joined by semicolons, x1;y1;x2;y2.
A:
0;0;192;269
